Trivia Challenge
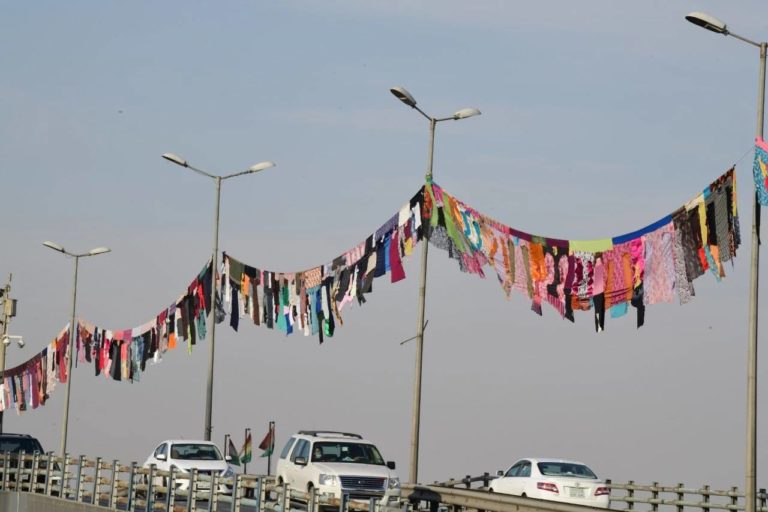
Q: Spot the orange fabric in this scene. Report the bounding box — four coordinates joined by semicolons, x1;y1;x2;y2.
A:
169;332;177;350
529;242;546;282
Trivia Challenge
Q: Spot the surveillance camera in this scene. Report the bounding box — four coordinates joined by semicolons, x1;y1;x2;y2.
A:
2;335;23;348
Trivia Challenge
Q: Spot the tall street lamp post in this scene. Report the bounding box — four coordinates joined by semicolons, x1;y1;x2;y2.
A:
389;86;480;484
0;274;22;435
685;13;766;512
43;241;111;457
162;153;276;441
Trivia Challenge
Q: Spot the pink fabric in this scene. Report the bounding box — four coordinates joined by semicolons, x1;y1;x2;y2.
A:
644;223;676;305
389;230;406;283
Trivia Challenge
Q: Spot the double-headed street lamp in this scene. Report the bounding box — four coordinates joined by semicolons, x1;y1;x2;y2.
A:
390;86;480;484
685;12;765;512
43;241;111;457
162;153;276;442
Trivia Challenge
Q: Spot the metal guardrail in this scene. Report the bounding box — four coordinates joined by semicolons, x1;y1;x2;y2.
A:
432;473;768;512
605;480;768;512
2;453;767;512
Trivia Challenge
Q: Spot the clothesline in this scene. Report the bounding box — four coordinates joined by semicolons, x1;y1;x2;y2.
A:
0;166;741;415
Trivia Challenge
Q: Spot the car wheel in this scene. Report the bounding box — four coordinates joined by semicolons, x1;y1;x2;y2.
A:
488;489;494;493
521;493;527;498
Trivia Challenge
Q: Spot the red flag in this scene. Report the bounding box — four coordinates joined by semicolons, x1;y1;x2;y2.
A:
258;424;274;457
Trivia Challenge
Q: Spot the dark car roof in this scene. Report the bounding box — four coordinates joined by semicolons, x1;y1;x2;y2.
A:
0;434;45;453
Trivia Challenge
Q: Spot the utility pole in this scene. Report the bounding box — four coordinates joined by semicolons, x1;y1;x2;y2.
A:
0;275;18;434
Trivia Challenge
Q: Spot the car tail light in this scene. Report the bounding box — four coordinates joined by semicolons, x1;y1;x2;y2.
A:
595;486;610;496
537;482;559;494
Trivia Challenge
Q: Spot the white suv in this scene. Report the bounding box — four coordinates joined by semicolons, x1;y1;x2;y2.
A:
276;431;400;500
142;440;235;495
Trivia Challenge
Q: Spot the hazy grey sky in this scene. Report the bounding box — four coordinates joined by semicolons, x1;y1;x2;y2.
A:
1;0;766;492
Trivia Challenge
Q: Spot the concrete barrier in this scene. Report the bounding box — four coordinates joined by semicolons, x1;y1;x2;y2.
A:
0;491;106;512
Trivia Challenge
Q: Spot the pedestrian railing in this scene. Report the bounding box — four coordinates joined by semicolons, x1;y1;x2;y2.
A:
430;473;768;512
0;451;398;512
4;453;767;512
606;481;768;512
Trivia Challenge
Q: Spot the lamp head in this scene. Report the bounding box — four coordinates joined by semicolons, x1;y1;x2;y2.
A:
88;247;111;256
453;108;481;120
390;86;418;108
685;12;728;35
162;153;188;167
248;161;276;173
43;241;65;253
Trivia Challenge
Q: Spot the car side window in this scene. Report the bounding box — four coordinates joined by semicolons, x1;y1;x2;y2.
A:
291;440;309;462
153;443;167;458
519;462;531;478
280;437;297;460
505;463;522;477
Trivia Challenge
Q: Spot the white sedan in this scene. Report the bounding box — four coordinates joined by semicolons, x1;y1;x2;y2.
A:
489;458;610;508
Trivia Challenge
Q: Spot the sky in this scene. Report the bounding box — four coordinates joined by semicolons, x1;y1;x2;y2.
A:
1;0;767;495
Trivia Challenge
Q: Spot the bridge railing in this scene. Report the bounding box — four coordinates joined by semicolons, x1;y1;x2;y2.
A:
606;480;768;512
430;473;768;512
3;452;767;512
0;450;397;511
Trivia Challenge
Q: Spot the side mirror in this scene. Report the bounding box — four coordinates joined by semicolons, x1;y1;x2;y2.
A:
225;455;232;462
496;470;504;477
387;461;396;470
156;454;167;461
294;457;308;466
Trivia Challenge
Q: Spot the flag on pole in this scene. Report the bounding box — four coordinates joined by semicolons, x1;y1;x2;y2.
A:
259;424;274;458
228;437;241;466
240;431;252;464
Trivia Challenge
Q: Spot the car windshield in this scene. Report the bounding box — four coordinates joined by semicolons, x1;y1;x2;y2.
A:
538;462;597;479
0;437;44;454
170;443;222;461
311;442;385;465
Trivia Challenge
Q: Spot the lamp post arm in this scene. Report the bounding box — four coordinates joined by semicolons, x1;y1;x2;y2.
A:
186;164;218;180
730;31;763;48
222;169;256;180
412;105;432;122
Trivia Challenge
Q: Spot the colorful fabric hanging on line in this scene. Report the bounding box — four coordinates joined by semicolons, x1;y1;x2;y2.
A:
424;168;739;330
221;188;425;343
222;167;738;337
0;324;70;414
753;137;768;206
75;260;214;383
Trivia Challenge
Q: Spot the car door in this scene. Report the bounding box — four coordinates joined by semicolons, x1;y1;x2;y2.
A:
495;461;521;494
515;461;532;496
152;443;169;471
287;439;311;491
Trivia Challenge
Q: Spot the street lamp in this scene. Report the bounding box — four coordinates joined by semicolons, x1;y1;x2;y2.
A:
686;13;765;512
162;153;276;442
43;241;111;456
390;86;480;484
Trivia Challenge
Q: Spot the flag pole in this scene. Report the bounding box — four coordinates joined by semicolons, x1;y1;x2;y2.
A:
243;427;250;474
267;421;274;476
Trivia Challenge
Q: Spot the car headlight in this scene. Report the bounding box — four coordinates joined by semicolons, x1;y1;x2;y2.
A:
318;474;338;486
223;467;235;478
388;477;400;489
170;465;189;474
